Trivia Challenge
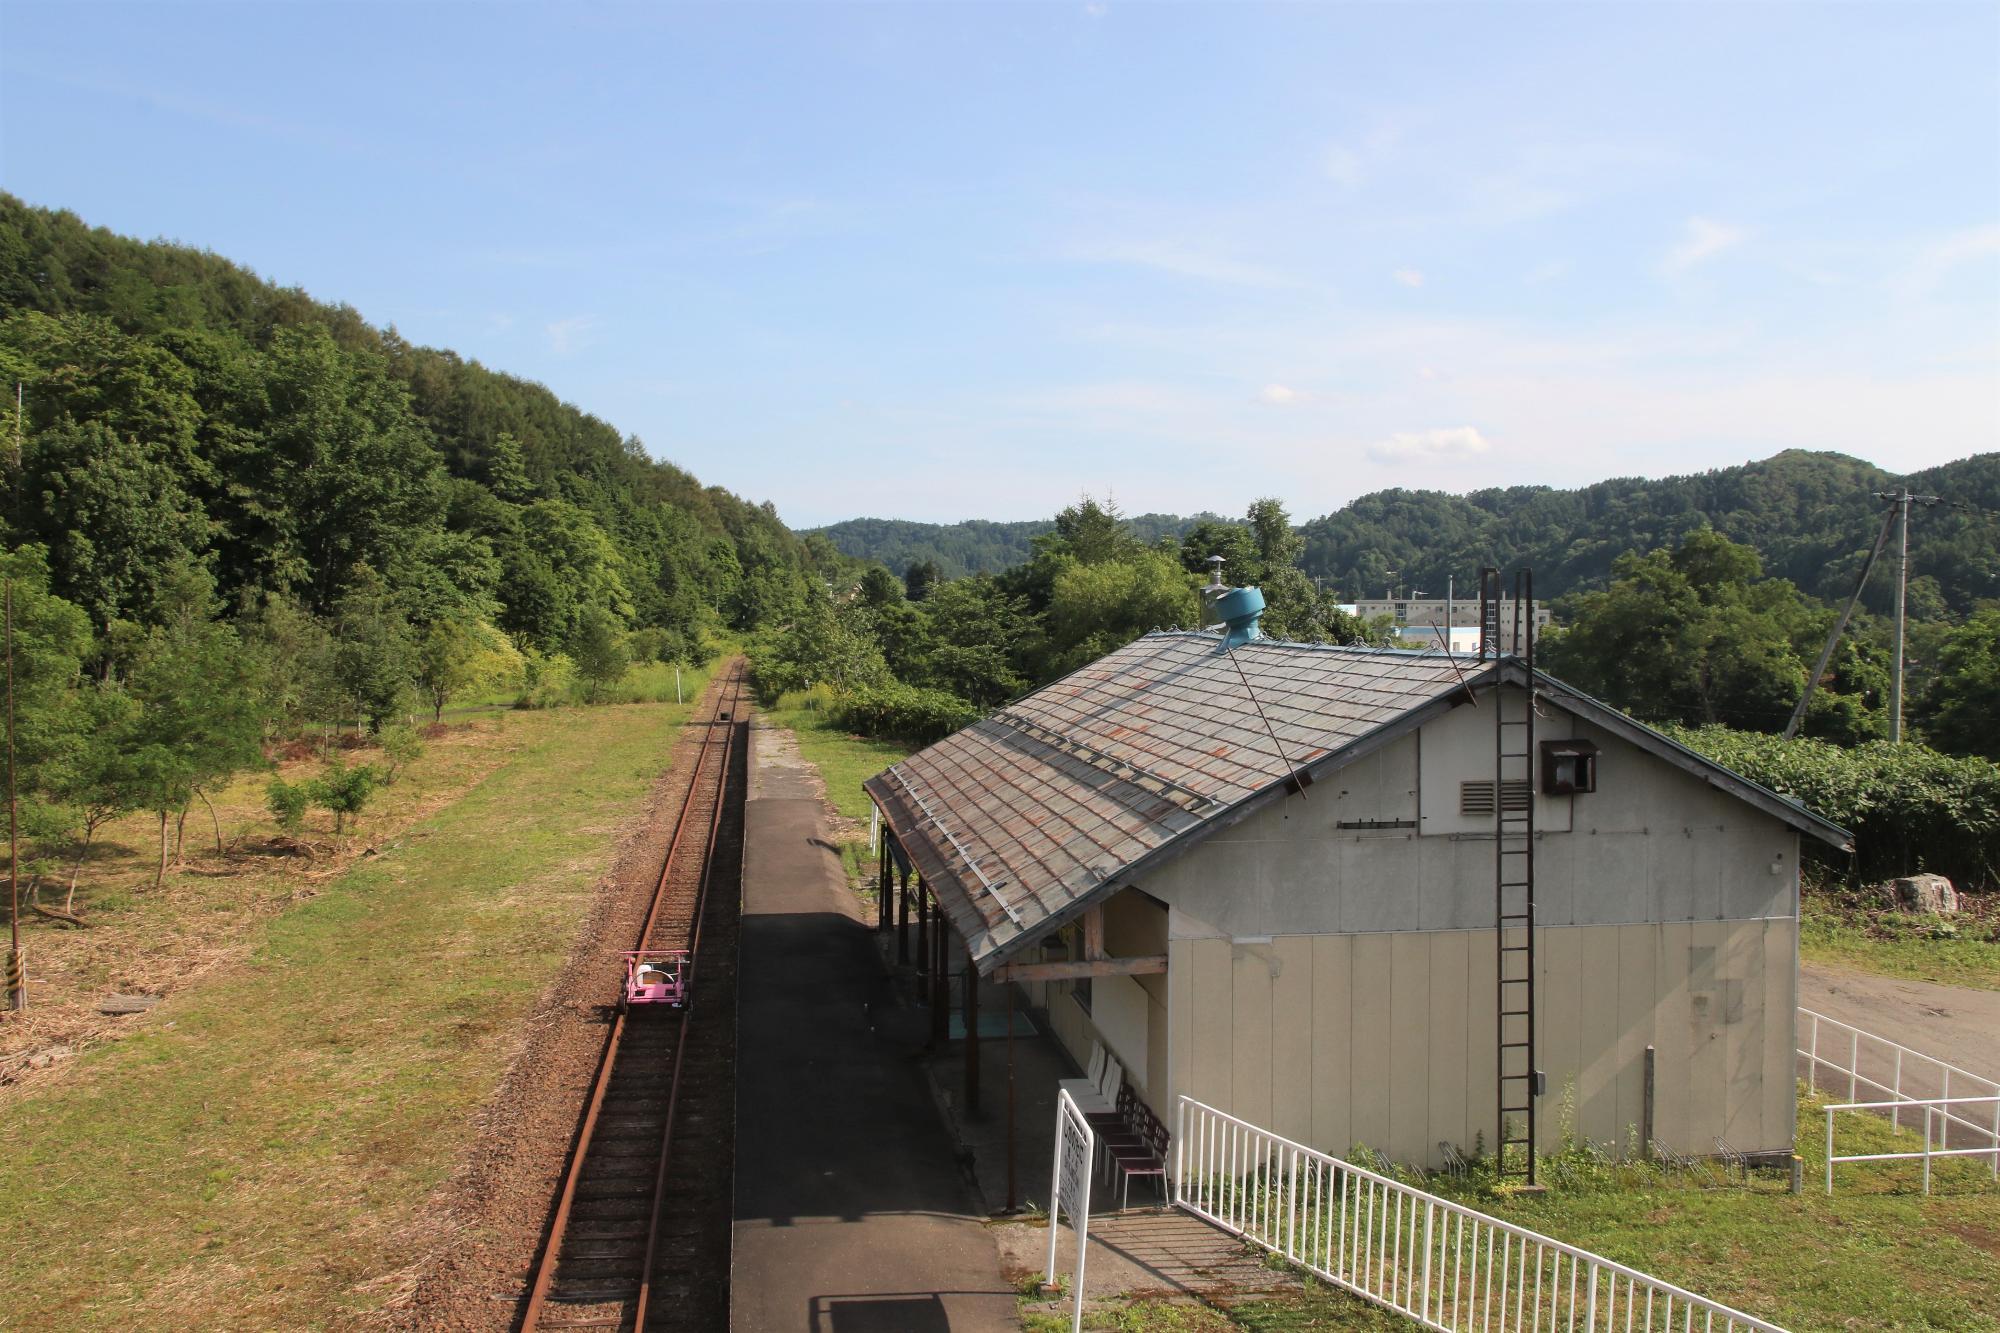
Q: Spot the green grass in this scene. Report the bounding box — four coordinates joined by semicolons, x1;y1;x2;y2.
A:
1800;887;2000;990
0;699;701;1331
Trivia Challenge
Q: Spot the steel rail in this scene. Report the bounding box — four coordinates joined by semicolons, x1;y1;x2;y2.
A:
519;662;746;1332
632;666;742;1329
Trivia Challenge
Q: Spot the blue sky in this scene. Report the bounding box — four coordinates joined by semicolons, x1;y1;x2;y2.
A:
2;2;1995;527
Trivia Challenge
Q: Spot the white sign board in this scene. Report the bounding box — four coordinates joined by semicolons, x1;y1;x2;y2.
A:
1045;1089;1095;1333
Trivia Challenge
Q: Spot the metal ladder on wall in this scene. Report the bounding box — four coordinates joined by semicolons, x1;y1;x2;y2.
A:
1480;568;1541;1185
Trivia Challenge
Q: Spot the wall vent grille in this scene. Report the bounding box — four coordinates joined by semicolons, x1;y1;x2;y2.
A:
1460;778;1531;816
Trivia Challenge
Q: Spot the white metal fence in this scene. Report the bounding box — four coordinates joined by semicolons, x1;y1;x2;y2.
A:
1797;1007;2000;1191
1172;1096;1785;1333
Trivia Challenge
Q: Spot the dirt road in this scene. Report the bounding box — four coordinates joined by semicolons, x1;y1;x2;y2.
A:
1800;962;2000;1079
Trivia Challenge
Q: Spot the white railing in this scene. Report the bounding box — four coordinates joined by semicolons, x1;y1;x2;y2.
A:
1823;1096;2000;1194
1798;1007;2000;1189
1172;1097;1785;1333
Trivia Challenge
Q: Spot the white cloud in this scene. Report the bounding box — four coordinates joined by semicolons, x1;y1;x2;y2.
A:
1394;268;1425;288
1664;216;1748;272
1064;238;1287;287
1260;383;1301;405
1082;1;1107;15
1897;224;2000;297
544;315;596;355
1365;426;1492;463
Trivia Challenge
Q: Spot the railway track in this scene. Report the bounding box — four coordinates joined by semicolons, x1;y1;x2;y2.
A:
519;663;747;1333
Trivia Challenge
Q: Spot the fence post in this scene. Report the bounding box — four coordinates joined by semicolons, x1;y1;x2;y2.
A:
1420;1201;1435;1322
1288;1148;1300;1259
1893;1047;1904;1132
1825;1108;1835;1195
1923;1105;1934;1196
1174;1099;1185;1204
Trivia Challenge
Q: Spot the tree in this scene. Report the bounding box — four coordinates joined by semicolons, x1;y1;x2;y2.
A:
241;593;340;736
0;548;96;913
905;576;1031;707
568;606;630;703
119;560;265;886
1178;519;1260;585
330;568;416;732
42;683;138;913
241;326;447;612
14;420;213;628
414;617;520;721
1541;530;1871;738
1919;607;2000;758
903;559;943;602
1246;497;1305;572
1044;548;1199;674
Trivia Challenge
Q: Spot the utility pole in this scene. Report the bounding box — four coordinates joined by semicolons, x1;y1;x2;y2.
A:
1889;490;1910;743
7;578;21;1012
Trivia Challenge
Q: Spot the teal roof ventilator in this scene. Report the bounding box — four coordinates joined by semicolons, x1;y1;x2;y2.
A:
1213;585;1265;649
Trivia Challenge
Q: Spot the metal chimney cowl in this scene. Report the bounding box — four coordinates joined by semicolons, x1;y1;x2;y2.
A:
1213;586;1265;649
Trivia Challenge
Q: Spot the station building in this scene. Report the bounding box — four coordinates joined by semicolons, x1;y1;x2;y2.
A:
864;625;1850;1171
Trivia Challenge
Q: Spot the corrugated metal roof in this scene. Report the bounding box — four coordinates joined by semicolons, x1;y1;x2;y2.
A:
866;631;1477;970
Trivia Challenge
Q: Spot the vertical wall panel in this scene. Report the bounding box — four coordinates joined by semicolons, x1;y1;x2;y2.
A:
1350;935;1394;1154
1722;919;1765;1148
1191;939;1234;1110
1464;928;1499;1154
1231;944;1276;1133
1688;921;1727;1146
1615;924;1658;1149
1538;926;1584;1151
1168;940;1194;1112
1577;926;1622;1143
1762;920;1798;1150
1310;935;1353;1156
1272;936;1315;1143
1389;932;1432;1164
1427;932;1471;1157
1653;923;1693;1150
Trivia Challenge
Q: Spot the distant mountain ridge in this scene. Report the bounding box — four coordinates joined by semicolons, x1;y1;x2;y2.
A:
808;450;2000;613
804;512;1218;579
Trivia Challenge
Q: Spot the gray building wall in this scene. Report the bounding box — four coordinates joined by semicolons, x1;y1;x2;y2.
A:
1039;684;1802;1166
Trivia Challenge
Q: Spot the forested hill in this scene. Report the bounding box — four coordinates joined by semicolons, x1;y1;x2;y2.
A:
803;511;1212;578
815;451;1999;613
0;194;812;647
1300;450;1999;614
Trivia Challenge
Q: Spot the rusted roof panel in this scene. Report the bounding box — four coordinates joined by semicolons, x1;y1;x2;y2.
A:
864;631;1474;970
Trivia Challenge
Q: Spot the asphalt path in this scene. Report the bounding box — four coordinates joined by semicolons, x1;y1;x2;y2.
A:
730;728;1017;1333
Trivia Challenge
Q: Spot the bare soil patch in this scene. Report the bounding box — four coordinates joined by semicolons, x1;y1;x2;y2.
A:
0;718;523;1095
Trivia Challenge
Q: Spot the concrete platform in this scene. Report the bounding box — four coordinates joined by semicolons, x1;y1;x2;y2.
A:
731;725;1018;1333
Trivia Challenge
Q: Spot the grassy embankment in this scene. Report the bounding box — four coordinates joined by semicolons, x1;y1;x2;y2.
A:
1800;886;2000;990
1023;1088;2000;1331
0;671;718;1330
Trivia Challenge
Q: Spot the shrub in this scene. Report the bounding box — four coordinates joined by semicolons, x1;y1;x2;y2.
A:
310;757;382;835
267;777;312;836
1664;724;2000;891
515;648;578;709
828;681;978;746
376;723;424;784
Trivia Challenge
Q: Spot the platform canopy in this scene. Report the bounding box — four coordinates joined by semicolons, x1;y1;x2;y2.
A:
865;630;1850;975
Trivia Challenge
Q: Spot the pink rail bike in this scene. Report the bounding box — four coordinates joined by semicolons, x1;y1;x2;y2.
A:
619;949;690;1011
